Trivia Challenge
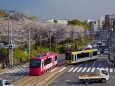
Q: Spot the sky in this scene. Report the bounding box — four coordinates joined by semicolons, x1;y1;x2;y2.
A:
0;0;115;21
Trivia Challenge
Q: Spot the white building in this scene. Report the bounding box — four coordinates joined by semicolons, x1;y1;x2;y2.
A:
55;19;68;25
44;19;55;23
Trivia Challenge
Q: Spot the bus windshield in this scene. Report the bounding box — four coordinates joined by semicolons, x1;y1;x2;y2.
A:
30;59;41;68
65;53;71;60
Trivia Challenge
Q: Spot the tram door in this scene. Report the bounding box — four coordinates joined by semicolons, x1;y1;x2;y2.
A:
41;60;44;71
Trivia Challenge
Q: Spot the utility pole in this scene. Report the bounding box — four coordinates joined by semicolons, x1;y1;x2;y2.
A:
28;30;30;59
107;26;111;61
7;10;15;68
72;28;74;48
49;29;51;52
55;33;57;52
39;32;41;54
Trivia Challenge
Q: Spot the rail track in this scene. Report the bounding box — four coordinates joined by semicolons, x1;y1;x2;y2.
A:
13;63;68;86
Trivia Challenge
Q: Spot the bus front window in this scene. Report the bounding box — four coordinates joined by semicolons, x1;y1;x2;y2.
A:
30;59;41;68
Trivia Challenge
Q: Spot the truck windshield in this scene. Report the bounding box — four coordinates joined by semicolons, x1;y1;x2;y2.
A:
65;53;71;60
102;70;108;75
30;59;41;68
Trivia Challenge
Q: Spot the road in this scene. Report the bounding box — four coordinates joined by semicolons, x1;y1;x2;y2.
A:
1;54;115;86
49;57;115;86
0;54;65;84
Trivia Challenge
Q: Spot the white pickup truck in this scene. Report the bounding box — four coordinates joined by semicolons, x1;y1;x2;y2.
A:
0;80;13;86
77;69;109;85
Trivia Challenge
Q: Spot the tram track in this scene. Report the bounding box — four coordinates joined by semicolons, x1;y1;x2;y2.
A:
13;63;67;86
25;66;65;86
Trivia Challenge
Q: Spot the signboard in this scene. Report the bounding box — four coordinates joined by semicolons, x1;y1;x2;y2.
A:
24;48;27;53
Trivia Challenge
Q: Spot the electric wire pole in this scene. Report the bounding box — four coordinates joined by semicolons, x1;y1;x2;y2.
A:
28;30;30;60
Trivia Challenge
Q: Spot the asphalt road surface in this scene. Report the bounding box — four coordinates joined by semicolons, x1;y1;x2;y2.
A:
49;57;115;86
0;54;65;84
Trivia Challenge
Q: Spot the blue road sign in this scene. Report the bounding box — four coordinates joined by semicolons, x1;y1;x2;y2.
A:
24;48;27;53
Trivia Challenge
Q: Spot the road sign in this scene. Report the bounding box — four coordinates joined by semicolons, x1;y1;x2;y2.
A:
24;48;27;53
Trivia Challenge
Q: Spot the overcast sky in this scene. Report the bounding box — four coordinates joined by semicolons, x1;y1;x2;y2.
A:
0;0;115;21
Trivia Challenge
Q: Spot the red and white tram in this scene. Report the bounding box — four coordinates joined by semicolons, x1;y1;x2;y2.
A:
29;52;57;75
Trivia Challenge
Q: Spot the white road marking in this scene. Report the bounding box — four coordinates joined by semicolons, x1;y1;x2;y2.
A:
59;67;66;72
86;67;91;72
110;68;113;72
91;67;95;72
72;67;79;72
82;67;87;72
68;67;74;72
77;67;82;72
92;61;96;67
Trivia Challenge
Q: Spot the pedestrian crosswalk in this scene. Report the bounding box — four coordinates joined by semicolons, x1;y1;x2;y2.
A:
66;67;114;73
3;68;29;74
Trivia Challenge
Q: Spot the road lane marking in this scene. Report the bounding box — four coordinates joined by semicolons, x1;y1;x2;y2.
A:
59;67;66;72
91;67;95;72
68;67;74;72
82;67;87;72
92;61;96;67
86;67;91;72
72;67;79;72
77;67;82;72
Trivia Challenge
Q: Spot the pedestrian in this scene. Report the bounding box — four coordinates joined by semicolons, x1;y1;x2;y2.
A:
2;62;5;69
5;60;8;67
19;58;22;64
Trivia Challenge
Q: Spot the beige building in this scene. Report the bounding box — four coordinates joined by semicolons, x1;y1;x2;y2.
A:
98;17;104;29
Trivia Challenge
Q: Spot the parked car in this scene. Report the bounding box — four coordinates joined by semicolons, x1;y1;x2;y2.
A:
0;80;13;86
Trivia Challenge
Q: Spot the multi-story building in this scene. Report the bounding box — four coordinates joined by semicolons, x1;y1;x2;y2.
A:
98;17;104;29
89;21;98;38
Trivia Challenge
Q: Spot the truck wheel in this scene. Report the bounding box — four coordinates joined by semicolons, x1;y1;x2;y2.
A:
85;79;90;85
101;78;106;83
79;79;84;83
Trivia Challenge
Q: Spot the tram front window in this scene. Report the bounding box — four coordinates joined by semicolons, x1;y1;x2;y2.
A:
65;53;71;60
30;59;41;68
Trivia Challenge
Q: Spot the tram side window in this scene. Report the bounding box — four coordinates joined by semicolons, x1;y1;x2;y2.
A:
75;55;76;61
72;55;74;61
55;56;57;61
77;52;89;59
93;51;97;56
83;53;89;57
44;58;52;65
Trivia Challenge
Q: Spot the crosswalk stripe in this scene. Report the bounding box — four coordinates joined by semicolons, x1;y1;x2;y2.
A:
82;67;87;72
59;67;66;72
91;67;95;72
110;68;113;72
72;67;79;72
77;67;82;72
86;67;91;72
68;67;74;72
